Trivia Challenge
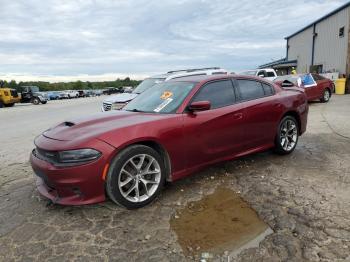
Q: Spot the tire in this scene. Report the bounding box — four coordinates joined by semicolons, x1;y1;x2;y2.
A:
106;145;165;209
274;116;299;155
320;88;331;103
32;98;40;105
0;101;4;108
41;101;47;104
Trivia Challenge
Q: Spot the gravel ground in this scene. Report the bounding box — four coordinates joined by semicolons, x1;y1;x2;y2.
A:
0;95;349;261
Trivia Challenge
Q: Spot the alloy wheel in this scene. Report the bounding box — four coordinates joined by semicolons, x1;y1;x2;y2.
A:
280;119;297;152
118;154;161;203
324;89;330;101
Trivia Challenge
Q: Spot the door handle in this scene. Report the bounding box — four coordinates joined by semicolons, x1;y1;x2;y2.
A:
233;113;243;120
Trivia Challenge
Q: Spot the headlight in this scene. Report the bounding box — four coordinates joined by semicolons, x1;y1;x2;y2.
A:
112;103;126;110
58;149;101;164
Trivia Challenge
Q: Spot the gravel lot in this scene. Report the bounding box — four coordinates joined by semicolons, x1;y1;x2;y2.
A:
0;95;349;261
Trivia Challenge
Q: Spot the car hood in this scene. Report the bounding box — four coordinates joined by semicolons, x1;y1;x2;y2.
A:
103;93;138;103
42;111;167;142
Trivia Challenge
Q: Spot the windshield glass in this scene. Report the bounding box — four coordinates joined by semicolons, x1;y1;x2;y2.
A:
29;86;39;92
132;78;165;94
124;81;195;113
240;70;257;76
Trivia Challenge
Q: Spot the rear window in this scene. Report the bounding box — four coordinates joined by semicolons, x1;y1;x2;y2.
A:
266;71;275;77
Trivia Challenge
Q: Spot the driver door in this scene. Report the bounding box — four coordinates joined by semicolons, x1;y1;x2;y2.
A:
183;79;246;170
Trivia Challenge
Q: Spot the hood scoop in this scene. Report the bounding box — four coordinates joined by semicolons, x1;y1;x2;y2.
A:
64;121;75;127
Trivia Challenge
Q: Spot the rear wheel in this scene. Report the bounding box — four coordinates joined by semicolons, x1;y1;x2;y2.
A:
274;116;299;155
0;101;3;108
320;88;330;103
106;145;165;209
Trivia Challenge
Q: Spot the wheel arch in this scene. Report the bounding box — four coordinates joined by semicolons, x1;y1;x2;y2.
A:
112;140;172;182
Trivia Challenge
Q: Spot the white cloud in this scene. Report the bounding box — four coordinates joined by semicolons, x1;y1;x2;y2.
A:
0;0;348;81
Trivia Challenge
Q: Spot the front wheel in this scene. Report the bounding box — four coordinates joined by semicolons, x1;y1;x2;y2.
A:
32;98;40;105
106;145;165;209
320;88;330;103
274;116;299;155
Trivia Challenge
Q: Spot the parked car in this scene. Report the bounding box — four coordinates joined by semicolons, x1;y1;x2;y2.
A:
30;74;308;208
67;90;79;99
103;87;123;95
93;90;103;96
57;91;69;99
274;73;334;102
19;86;48;105
78;90;85;98
240;68;277;81
47;91;60;100
123;86;133;93
101;67;228;111
0;88;21;107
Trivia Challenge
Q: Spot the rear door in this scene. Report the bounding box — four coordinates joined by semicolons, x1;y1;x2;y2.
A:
235;79;281;148
183;79;246;168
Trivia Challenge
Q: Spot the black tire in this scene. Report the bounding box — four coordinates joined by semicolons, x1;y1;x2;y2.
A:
0;101;4;108
106;145;166;209
41;101;47;104
320;88;331;103
274;116;299;155
32;98;40;105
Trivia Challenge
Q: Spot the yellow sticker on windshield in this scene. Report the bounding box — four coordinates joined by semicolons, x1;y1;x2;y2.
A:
161;91;173;99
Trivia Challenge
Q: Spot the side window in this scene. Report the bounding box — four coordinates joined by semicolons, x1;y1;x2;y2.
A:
266;71;276;77
257;70;266;77
262;83;274;96
192;80;235;109
237;80;265;100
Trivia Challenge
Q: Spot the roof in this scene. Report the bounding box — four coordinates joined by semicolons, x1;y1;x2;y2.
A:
285;1;350;39
259;58;297;69
168;73;270;84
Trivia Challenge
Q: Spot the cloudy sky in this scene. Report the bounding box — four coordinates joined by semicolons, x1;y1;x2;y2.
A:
0;0;348;81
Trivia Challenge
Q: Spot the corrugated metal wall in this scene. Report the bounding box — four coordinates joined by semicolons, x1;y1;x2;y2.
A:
314;7;349;74
288;27;313;73
287;6;350;74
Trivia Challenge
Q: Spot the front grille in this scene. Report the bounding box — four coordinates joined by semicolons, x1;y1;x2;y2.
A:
103;102;112;111
33;148;59;164
11;90;18;97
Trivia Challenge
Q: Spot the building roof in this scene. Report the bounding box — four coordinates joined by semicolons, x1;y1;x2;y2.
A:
259;58;297;69
285;1;350;39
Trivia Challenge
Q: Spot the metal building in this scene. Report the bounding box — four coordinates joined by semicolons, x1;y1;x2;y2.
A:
260;2;350;76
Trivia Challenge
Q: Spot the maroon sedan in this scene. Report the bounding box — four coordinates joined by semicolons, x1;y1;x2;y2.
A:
274;73;334;102
30;75;308;208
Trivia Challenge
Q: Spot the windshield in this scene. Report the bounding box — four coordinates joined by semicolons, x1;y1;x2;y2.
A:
132;78;165;94
240;70;257;76
28;86;39;92
124;81;195;113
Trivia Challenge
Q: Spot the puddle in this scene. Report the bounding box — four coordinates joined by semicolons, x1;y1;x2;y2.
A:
170;187;272;259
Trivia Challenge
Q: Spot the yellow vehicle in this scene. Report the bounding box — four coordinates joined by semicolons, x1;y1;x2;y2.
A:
0;88;21;108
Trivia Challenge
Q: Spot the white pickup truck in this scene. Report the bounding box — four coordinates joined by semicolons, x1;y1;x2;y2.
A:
240;68;277;81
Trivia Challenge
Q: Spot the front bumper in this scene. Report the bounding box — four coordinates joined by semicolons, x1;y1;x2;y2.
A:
30;137;115;205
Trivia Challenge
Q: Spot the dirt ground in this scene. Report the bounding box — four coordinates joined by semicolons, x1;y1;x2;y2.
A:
0;95;349;261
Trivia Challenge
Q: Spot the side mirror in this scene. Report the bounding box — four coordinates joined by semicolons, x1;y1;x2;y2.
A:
188;101;211;112
258;74;265;78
